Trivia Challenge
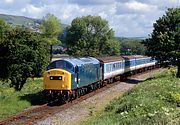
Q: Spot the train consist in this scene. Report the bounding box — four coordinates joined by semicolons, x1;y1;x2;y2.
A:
43;55;157;102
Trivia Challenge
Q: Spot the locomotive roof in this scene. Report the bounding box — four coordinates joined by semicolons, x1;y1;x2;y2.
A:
62;57;100;66
97;56;124;63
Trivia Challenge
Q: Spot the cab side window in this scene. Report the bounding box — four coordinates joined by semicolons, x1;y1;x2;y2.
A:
66;62;74;71
47;62;56;70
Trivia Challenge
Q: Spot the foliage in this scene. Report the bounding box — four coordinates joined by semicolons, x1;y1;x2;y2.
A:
65;15;120;57
0;78;44;119
169;92;180;103
0;20;49;91
119;39;146;55
39;13;63;60
39;13;62;45
82;68;180;125
143;8;180;77
103;39;120;56
0;19;11;80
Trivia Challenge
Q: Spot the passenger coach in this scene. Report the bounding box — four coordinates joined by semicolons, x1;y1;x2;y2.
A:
97;56;125;83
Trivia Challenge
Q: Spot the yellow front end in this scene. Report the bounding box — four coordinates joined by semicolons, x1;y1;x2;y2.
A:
43;69;71;90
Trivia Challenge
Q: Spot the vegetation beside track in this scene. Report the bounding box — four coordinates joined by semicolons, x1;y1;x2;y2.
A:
0;78;45;119
82;68;180;125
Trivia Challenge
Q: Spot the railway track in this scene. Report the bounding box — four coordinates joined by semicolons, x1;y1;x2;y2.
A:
0;68;160;125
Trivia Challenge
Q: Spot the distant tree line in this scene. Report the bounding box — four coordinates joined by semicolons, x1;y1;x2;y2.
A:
118;39;146;55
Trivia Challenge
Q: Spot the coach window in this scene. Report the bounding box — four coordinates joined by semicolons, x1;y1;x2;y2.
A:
113;64;116;69
137;60;139;65
139;60;142;65
107;64;110;72
107;65;109;72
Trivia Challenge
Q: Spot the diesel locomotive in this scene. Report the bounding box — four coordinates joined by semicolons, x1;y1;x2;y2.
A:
43;55;157;102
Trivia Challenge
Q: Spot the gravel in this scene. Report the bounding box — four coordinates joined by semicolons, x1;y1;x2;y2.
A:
35;69;164;125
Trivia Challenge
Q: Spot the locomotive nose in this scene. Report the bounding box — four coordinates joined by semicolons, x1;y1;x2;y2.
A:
43;69;71;90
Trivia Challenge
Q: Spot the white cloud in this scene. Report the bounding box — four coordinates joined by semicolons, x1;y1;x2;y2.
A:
127;1;153;11
69;0;115;5
21;4;44;18
5;0;14;4
116;1;157;14
0;0;179;37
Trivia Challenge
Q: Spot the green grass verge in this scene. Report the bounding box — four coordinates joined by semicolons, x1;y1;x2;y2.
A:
82;68;180;125
0;78;45;120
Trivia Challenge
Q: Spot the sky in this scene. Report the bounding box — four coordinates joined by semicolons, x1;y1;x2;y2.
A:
0;0;179;37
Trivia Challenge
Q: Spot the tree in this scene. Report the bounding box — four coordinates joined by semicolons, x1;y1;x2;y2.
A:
39;13;62;60
144;8;180;77
0;19;11;80
103;39;120;56
0;23;49;91
65;15;120;57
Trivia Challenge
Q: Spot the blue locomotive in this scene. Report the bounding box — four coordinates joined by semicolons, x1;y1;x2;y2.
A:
43;55;157;101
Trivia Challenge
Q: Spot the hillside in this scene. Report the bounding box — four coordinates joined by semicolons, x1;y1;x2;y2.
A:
0;14;40;29
0;14;68;30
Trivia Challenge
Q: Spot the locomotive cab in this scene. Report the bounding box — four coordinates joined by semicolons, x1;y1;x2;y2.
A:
43;69;72;90
43;57;101;101
43;60;74;91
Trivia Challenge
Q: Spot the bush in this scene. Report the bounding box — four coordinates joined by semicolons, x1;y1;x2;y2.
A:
169;92;180;103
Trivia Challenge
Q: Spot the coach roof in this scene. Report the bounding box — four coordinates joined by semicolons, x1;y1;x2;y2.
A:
97;56;124;63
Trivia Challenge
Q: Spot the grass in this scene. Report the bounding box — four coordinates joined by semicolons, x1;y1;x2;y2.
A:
82;68;180;125
0;78;45;120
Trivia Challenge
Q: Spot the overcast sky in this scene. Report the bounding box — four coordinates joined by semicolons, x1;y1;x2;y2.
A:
0;0;179;37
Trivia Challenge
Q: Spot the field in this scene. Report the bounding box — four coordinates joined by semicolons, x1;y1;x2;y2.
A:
0;78;45;119
82;68;180;125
